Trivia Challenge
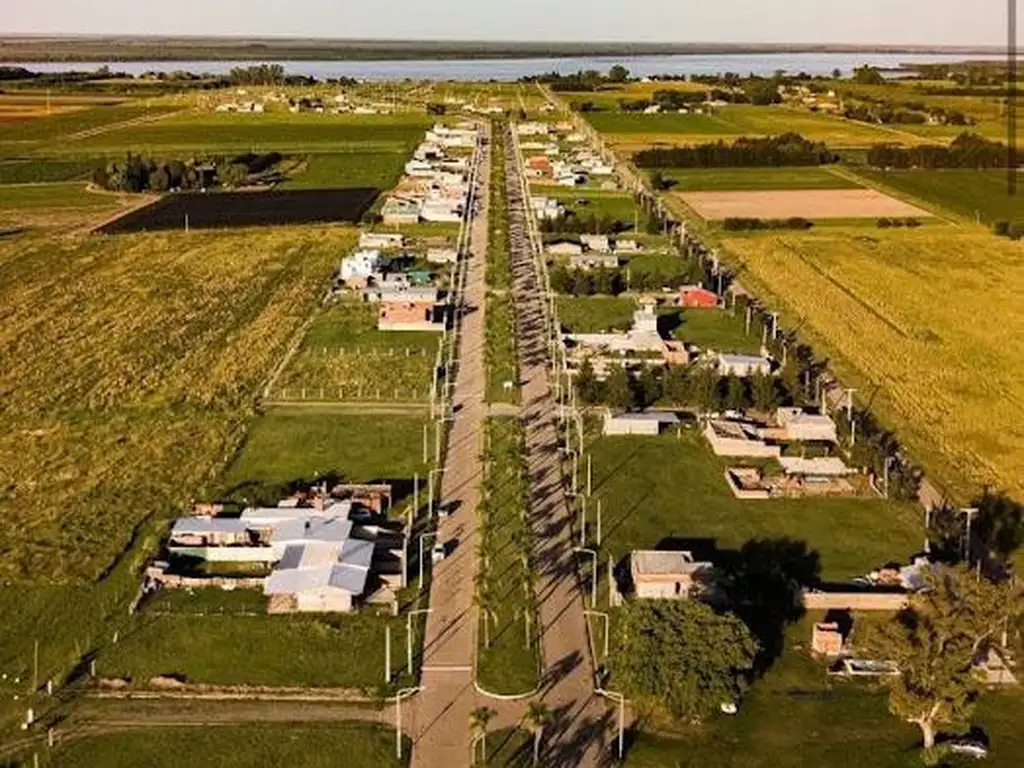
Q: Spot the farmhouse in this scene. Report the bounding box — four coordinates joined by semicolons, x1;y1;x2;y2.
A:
679;285;719;309
382;197;421;226
566;301;690;374
532;196;565;221
630;550;717;600
769;407;839;443
717;353;773;377
603;410;680;436
580;234;612;253
568;253;619;271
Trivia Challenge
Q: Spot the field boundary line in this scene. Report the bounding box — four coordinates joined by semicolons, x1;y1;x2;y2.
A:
830;166;968;227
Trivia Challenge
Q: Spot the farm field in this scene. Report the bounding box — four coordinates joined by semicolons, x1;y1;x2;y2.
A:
0;227;354;583
221;408;430;504
656;166;861;191
589;432;922;582
68;112;430;154
619;615;1023;768
0;181;120;210
271;303;439;403
722;228;1024;501
97;188;380;233
281;150;408;189
0;157;99;184
853;168;1024;225
679;188;929;221
0;103;180;145
48;723;407;767
556;295;635;333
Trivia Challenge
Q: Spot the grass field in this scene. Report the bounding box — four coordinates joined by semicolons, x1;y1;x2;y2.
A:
0;181;120;210
0;227;354;583
69;112;429;154
531;187;647;228
485;292;520;404
0;158;99;184
556;296;635;333
48;723;407;767
620;615;1023;768
722;228;1024;501
221;409;430;503
281;150;409;190
273;302;439;403
475;418;540;696
854;168;1024;225
668;307;761;354
589;431;922;582
0;104;179;145
656;167;861;191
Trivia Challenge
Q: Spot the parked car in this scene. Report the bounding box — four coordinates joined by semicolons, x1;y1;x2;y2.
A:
431;542;447;563
947;738;988;759
437;501;456;519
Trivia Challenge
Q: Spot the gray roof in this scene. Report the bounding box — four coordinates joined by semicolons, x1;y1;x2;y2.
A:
608;411;680;424
719;353;769;366
328;563;371;594
341;538;375;569
277;543;306;570
171;517;247;536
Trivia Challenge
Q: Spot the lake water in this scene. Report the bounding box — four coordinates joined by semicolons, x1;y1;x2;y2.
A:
2;52;1003;82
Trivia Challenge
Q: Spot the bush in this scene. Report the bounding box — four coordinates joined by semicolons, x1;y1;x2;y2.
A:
723;217;813;232
993;220;1011;237
877;218;893;228
904;218;922;228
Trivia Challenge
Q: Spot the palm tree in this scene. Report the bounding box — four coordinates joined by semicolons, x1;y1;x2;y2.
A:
523;700;552;766
470;706;497;764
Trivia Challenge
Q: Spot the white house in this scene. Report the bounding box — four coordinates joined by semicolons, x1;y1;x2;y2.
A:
773;407;838;443
341;250;384;283
717;353;773;377
603;411;680;436
546;240;584;256
580;234;611;253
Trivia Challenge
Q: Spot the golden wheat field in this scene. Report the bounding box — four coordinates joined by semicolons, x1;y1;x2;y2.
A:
724;228;1024;502
0;227;355;581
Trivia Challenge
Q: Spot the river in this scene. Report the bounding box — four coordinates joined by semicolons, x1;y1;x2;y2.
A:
1;52;1002;82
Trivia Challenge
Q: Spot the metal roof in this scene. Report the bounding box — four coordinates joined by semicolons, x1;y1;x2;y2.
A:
607;411;679;424
632;550;713;576
171;517;248;536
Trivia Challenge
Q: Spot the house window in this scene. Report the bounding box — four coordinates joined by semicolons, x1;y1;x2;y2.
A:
674;582;682;596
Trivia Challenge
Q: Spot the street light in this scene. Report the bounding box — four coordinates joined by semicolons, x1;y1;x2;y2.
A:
394;686;421;760
596;688;625;760
419;531;438;589
406;608;432;673
575;547;598;607
428;468;446;518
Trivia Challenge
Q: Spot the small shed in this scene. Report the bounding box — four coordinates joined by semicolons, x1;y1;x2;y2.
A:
603;410;680;436
630;550;716;600
812;622;845;657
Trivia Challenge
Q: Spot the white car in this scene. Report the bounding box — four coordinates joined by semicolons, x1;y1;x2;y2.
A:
431;542;447;564
948;739;988;759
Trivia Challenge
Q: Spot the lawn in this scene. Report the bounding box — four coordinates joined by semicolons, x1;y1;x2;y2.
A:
0;104;179;144
476;418;540;696
667;307;761;354
273;302;439;403
281;150;408;190
221;408;430;504
620;615;1024;768
48;723;408;767
557;296;635;333
486;292;520;404
0;181;119;209
722;228;1024;501
853;168;1024;225
0;158;100;184
588;431;922;582
70;112;429;154
532;187;647;228
656;167;861;192
585;111;743;137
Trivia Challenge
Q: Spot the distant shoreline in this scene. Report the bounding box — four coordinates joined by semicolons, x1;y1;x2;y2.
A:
0;36;1008;63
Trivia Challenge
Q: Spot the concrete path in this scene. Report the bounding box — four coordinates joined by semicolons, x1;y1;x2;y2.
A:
410;128;491;768
503;125;610;766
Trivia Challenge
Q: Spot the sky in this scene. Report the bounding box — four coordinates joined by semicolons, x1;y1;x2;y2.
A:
2;1;1018;47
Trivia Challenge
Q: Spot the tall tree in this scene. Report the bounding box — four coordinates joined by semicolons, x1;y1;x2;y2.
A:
469;706;496;764
608;599;758;722
750;371;777;413
604;365;634;412
858;565;1021;750
523;701;552;766
575;357;603;406
725;373;747;412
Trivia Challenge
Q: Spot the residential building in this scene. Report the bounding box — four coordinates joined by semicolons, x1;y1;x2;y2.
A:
359;232;405;250
771;407;838;443
679;285;719;309
614;239;640;254
603;410;680;436
378;299;444;332
580;234;612;253
630;550;717;600
546;240;584;256
382;197;421;226
717;353;773;377
703;419;782;458
427;248;459;265
340;250;384;286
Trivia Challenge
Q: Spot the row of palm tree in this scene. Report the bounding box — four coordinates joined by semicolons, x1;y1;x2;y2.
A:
470;700;552;765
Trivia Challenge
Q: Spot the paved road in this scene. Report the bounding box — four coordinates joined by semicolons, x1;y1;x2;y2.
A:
410;128;491;768
503;125;609;766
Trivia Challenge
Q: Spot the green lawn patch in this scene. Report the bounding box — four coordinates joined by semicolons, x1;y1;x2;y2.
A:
48;723;408;767
282;151;408;190
533;186;647;225
667;307;761;354
0;182;117;209
486;292;520;404
853;168;1022;225
588;431;922;582
657;167;861;192
586;111;742;136
0;158;99;184
557;296;635;333
0;104;179;144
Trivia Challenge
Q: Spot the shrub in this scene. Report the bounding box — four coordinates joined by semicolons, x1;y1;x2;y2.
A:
877;218;893;228
993;220;1011;237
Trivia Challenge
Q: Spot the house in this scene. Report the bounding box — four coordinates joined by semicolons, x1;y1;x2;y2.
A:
703;419;782;458
812;622;846;657
557;173;587;187
614;239;640;254
580;234;611;253
420;200;463;223
382;197;421;226
264;538;375;614
364;285;440;304
340;250;384;286
546;240;584;256
404;159;436;178
717;353;773;377
771;407;838;443
359;232;405;250
517;122;550;136
568;253;619;271
630;550;717;600
679;285;719;309
603;410;680;436
531;196;564;221
378;299;444;332
427;248;459;265
589;164;615;176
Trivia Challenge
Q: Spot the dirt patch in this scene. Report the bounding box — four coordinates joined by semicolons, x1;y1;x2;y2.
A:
678;188;930;220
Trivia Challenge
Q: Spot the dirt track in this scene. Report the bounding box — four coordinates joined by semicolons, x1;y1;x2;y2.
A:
679;188;931;220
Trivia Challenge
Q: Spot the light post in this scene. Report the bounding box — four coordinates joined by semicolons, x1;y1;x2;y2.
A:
419;531;438;589
575;547;598;607
596;688;625;760
394;686;421;760
584;609;610;661
961;507;979;564
428;468;446;518
406;608;432;673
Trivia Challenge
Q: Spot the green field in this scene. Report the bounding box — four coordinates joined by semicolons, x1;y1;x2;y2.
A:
556;296;635;333
657;167;861;191
589;431;921;582
273;302;439;403
585;111;742;136
48;723;407;767
0;158;99;184
668;307;761;354
854;168;1023;225
70;112;429;153
533;187;647;227
621;615;1023;768
0;104;179;144
282;151;408;190
221;408;429;503
0;182;118;209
